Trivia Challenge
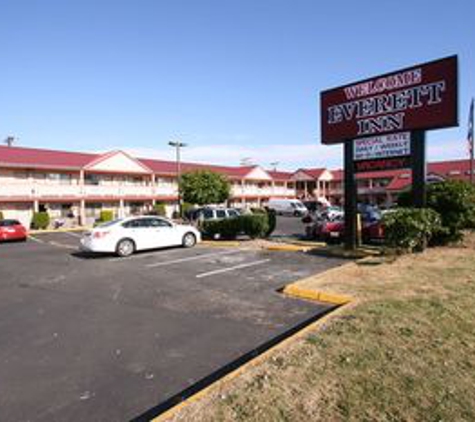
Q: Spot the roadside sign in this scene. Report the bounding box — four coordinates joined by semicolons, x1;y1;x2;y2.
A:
321;56;458;145
320;55;459;251
353;132;411;172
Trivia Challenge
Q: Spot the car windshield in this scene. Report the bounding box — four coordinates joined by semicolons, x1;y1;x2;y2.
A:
0;219;20;227
97;218;123;228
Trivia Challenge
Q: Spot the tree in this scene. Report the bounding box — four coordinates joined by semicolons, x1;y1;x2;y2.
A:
180;170;231;205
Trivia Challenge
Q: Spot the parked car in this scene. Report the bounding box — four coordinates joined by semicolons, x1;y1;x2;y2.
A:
0;219;28;242
188;207;241;222
80;216;201;257
305;211;384;244
267;198;307;217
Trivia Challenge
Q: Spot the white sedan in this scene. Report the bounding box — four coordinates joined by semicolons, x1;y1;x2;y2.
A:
80;216;201;257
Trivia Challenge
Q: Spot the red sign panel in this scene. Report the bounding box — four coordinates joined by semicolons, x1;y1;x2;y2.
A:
320;56;458;144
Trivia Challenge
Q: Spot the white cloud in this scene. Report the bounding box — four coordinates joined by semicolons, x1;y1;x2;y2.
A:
93;137;469;171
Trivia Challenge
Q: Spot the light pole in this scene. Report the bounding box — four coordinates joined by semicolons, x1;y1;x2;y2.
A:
168;140;187;216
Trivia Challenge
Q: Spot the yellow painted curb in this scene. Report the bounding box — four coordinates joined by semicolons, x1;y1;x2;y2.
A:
283;284;351;305
152;303;350;422
201;240;241;247
265;244;312;252
29;227;90;235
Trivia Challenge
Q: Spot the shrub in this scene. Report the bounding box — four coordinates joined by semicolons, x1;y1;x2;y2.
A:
32;212;50;230
99;210;114;222
153;202;167;216
396;181;475;242
265;209;277;237
426;180;475;240
383;207;443;252
201;214;269;240
249;208;276;238
241;214;269;239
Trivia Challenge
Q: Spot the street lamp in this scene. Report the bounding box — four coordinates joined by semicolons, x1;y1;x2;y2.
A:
168;140;187;216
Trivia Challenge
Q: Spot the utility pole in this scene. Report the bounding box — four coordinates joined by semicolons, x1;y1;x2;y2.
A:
270;161;279;172
168;140;187;216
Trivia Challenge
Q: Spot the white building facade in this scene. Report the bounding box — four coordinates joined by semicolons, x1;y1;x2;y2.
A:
0;146;297;227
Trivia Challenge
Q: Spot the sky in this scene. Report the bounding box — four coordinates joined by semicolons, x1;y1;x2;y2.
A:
1;0;474;171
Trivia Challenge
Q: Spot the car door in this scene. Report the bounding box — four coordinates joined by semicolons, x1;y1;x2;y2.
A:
121;218;150;251
146;217;179;248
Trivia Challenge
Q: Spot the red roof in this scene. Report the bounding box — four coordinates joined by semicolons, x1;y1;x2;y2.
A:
0;145;96;169
294;168;327;179
0;145;265;180
267;170;294;181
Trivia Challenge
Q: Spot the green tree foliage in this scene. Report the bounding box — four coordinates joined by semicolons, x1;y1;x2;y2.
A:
383;208;443;252
180;170;230;206
32;212;50;230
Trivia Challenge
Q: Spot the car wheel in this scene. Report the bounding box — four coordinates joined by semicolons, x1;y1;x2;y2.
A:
182;232;197;248
116;238;135;257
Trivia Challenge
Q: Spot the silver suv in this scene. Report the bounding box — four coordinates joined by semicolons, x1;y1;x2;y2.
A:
191;207;240;222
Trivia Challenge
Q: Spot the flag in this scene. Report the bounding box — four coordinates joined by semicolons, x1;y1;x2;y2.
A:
469;98;474;157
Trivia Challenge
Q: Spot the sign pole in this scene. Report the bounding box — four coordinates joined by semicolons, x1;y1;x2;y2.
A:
411;130;426;208
344;140;358;250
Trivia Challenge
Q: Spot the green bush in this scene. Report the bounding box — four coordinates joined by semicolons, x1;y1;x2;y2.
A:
202;218;241;240
265;209;277;237
249;208;276;238
32;212;50;230
202;214;269;240
426;180;475;240
0;211;4;220
240;214;269;239
383;207;443;252
396;181;475;242
153;202;167;216
99;210;114;222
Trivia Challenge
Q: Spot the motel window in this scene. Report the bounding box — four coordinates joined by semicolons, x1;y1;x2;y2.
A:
13;171;28;180
85;174;100;185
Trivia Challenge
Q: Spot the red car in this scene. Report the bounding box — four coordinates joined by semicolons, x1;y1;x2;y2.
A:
0;219;28;242
306;215;385;244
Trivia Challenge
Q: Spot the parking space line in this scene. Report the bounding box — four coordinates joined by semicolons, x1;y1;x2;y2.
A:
63;232;82;238
146;250;241;268
28;235;45;244
195;259;271;279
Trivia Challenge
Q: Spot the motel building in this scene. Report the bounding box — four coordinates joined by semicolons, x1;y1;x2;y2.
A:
0;144;473;228
0;145;296;228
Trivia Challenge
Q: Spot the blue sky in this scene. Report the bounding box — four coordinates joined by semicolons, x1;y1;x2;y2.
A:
1;0;474;170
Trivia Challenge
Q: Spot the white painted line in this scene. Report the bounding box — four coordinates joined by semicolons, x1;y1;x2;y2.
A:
195;259;271;279
64;231;82;238
146;249;241;268
48;241;77;250
28;235;45;244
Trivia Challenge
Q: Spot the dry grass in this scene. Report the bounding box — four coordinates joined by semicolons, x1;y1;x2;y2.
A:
164;232;475;422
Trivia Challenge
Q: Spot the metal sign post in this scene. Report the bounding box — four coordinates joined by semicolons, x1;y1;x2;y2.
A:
344;140;358;250
411;131;427;208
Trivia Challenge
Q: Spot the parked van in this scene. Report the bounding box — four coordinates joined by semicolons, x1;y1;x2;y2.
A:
267;199;307;216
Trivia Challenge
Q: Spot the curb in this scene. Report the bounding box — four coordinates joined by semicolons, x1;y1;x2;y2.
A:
29;227;89;235
264;244;312;252
283;284;351;305
200;240;242;247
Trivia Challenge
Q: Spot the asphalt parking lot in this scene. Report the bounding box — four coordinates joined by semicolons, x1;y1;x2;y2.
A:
0;231;344;422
